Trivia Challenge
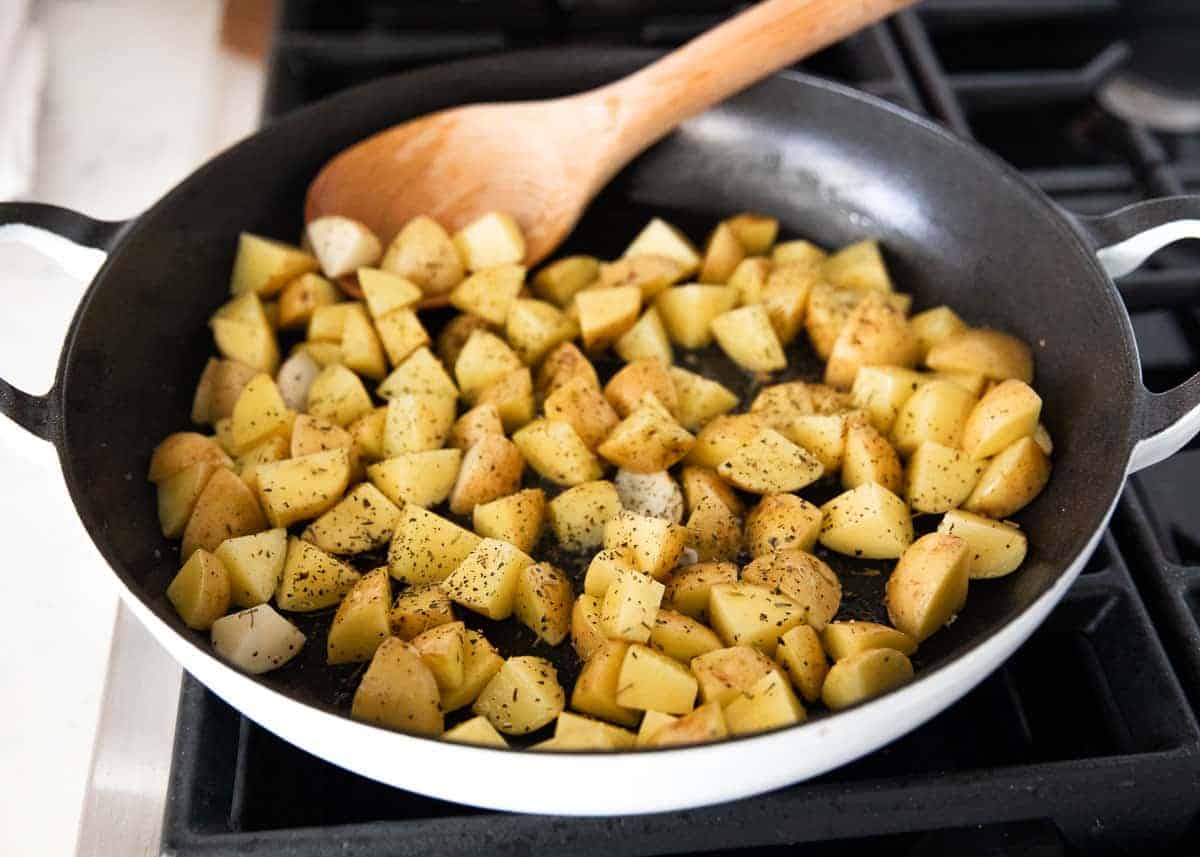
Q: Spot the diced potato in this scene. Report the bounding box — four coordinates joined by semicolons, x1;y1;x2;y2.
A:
804;283;866;360
886;532;970;642
708;582;804;656
825;293;918;390
544;376;619;450
615;306;674;365
603;511;688;581
691;646;782;707
699;222;746;284
822;620;917;660
536;341;599;396
808;382;856;414
926;328;1034;383
374;308;431;367
717;427;823;493
276;351;322;414
157;460;216;538
307;301;359;341
368;449;461;509
290;412;352;460
212;313;280;377
824;239;892;292
776;624;827;704
278;273;339;330
149;432;233;482
723;670;806;736
598;255;686;300
687;414;771;471
777;413;848;473
850;365;924;433
636;711;680;746
213;418;237;455
576;285;642;351
741;549;842;631
686;495;742;562
963;436;1051;518
750;381;814;420
961;379;1042;460
513;561;571;645
453;211;526;272
307;364;373;426
513;419;604;486
891;379;977;455
474;488;545;553
663;561;738;621
617;644;698;714
771;239;826;269
473;656;564;735
655;284;738;349
475;367;535;432
905;441;984;514
600;567;666;643
352;637;443;735
255;448;351;528
389;582;456;641
605;358;678;419
348;407;388;462
230;233;319;297
819;482;913;559
379;348;459;404
532;255;600;306
215;527;287;607
211;604;305;674
450;263;525;325
711;304;787;372
572;640;641;727
584;548;639;598
544;484;619;557
761;263;818;344
821;647;913;710
745;494;822;557
455;329;523;402
381;393;454;457
448;402;504;451
192;357;259;425
412;621;466;689
230;374;291;453
725;213;778;256
276;537;360;612
448;434;524;516
506;298;577;365
381;215;464;296
358;268;422;318
614;469;684;524
441;629;504;711
306;216;381;278
668;367;738;431
327;568;392;664
304;482;403;554
442;538;534;620
600;395;695;473
842;420;904;494
933;370;988;397
937;509;1028;579
182;467;269;558
443;715;508;748
728;257;772;305
167;549;231;630
650;609;722;662
551;712;636;750
571;593;608;661
646;702;727;747
910;305;966;360
387;505;481;585
623;218;701;278
434;312;490;370
680;465;744;518
294;340;343;367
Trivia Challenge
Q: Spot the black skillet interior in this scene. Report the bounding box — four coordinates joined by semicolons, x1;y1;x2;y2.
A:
57;49;1139;737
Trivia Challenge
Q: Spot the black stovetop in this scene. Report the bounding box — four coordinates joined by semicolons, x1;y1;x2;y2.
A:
162;3;1200;855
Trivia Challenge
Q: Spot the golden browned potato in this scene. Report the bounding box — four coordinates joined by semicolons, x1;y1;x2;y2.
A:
434;313;491;371
543;376;619;450
663;561;738;621
473;656;565;735
728;256;772;304
777;413;848;473
824;239;892;292
576;286;642;351
192;357;259;425
546;480;622;551
374;308;431;368
926;328;1033;383
685;495;742;562
635;711;679;746
304;482;403;554
378;346;458;402
650;609;723;663
623;218;702;277
761;263;818;344
182;467;269;558
961;379;1042;460
307;364;373;426
474;488;545;554
891;379;977;455
604;357;678;418
741;549;841;630
776;624;828;704
571;640;640;726
536;341;599;396
699;222;746;285
351;637;443;735
448;402;504;451
513;561;572;645
822;620;917;660
963;436;1051;518
381;215;464;296
600;567;666;643
368;449;462;510
412;620;466;690
598;255;687;300
723;670;806;736
149;432;232;483
655;284;738;349
381;393;454;457
726;213;778;256
647;702;727;747
616;644;698;714
750;381;814;420
849;365;923;433
841;419;903;494
711;304;787;372
804;283;867;360
819;482;913;560
615;307;673;365
669;367;738;431
708;582;804;655
290;412;353;460
388;505;481;585
348;407;388;462
583;548;639;597
326;567;392;664
278;273;340;330
825;294;918;390
905;441;984;514
548;712;637;750
440;629;504;712
691;645;782;707
686;413;770;468
886;532;970;642
506;298;577;365
454;329;523;402
255;448;351;529
937;509;1028;579
277;537;361;612
909;305;967;360
532;255;600;306
442;715;508;748
570;593;609;662
821;647;913;710
442;538;534;620
211;293;280;374
475;366;535;433
230;234;317;299
450;211;523;272
450;263;525;325
614;469;684;524
230;373;291;454
772;238;825;269
214;527;287;607
680;465;744;518
167;549;230;630
745;494;822;557
448;434;525;516
158;462;218;539
358;268;421;319
718;427;823;494
389;582;456;641
340;305;387;380
513;419;603;486
211;604;306;674
603;510;689;580
599;395;695;473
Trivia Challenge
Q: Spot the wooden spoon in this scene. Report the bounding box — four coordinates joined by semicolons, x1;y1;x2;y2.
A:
306;0;918;287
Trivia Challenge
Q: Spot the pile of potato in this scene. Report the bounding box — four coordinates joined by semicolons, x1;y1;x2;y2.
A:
148;205;1051;750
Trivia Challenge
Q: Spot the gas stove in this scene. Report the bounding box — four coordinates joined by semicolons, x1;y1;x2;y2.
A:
161;2;1200;854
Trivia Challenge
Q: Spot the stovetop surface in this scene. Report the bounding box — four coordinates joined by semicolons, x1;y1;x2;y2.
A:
164;2;1200;855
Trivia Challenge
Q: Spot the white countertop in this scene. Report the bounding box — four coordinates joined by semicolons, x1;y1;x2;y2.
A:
0;3;264;855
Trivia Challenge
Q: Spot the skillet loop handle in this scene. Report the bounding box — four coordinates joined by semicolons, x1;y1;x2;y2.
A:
0;203;126;443
1077;196;1200;473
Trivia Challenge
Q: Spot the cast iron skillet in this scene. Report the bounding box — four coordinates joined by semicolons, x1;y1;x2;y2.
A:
2;49;1199;815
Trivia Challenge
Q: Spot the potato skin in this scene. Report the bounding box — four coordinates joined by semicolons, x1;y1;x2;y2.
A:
885;533;970;642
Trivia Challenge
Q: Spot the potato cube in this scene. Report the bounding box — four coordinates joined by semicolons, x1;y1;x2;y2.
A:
776;624;828;703
182;467;269;558
711;304;787;372
668;367;738;431
886;532;969;642
389;582;455;641
601;568;666;643
686;495;742;562
723;670;806;736
576;285;641;351
850;365;924;433
910;305;966;360
513;419;603;486
513;561;571;645
686;413;770;468
842;419;904;494
604;510;689;580
822;647;913;711
937;510;1025;579
825;293;918;390
411;620;466;689
443;715;508;748
453;211;526;272
725;213;778;256
750;381;814;420
699;222;746;285
614;469;684;523
718;427;823;493
891;379;977;455
378;346;459;401
599;396;694;473
450;263;525;325
536;341;599;396
745;494;822;557
351;637;443;735
304;482;404;554
374;308;431;367
230;233;319;297
584;548;639;597
474;366;535;432
636;711;679;746
505;298;577;365
605;358;678;419
933;370;988;397
681;465;744;518
213;418;237;455
646;702;727;747
381;215;464;296
617;644;698;714
741;549;842;631
277;273;339;330
963;436;1051;519
255;448;350;528
615;306;673;365
761;263;818;344
307;364;373;426
455;330;523;402
212;310;280;376
728;256;772;305
358;268;422;318
551;712;636;750
304;216;381;278
326;568;392;664
804;283;864;360
819;482;913;559
441;629;504;711
777;413;848;473
231;374;291;453
442;538;534;620
532;255;599;306
822;620;917;660
448;434;525;516
167;549;231;630
381;393;454;457
348;407;388;462
275;537;360;612
157;462;218;539
771;239;826;269
473;656;564;735
663;561;738;621
192;358;259;425
448;402;504;451
708;582;804;655
571;593;608;661
149;432;232;483
212;604;305;674
691;646;782;707
623;218;701;277
433;312;489;369
214;527;287;608
571;640;640;727
474;488;545;553
544;376;619;449
905;441;983;514
650;609;722;663
306;301;358;341
598;255;687;300
368;449;461;509
655;285;738;349
824;239;892;292
547;480;622;551
387;505;481;585
926;327;1033;383
808;382;857;414
961;379;1042;460
290;412;353;460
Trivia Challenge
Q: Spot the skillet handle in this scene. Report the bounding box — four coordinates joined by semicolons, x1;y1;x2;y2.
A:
1077;196;1200;473
0;202;126;443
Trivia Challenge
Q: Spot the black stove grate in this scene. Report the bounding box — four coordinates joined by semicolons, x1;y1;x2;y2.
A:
162;2;1200;854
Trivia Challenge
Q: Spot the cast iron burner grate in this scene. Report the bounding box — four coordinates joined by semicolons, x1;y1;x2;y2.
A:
162;2;1200;854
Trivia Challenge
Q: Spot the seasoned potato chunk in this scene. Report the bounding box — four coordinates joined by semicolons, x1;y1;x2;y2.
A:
776;624;828;704
374;308;431;367
963;436;1051;518
741;549;841;631
822;647;913;710
149;432;232;483
381;215;463;296
906;441;984;514
215;527;287;607
761;263;818;344
182;467;269;558
691;646;782;707
352;637;443;735
455;329;523;402
841;419;904;493
256;448;351;528
617;644;698;714
449;263;524;326
685;495;742;562
389;582;456;641
572;640;640;727
532;255;599;306
167;549;231;630
850;365;924;433
669;367;739;431
751;380;815;421
513;561;571;645
453;211;526;272
603;511;688;580
550;713;636;750
358;268;422;318
724;670;806;736
158;461;218;539
717;427;823;493
411;620;466;690
448;402;504;451
192;358;259;425
604;358;677;418
474;488;545;553
745;494;822;557
441;629;504;712
649;609;723;663
711;304;787;372
681;465;744;518
823;620;917;660
615;307;673;365
636;711;680;746
655;284;738;349
236;436;288;497
777;413;848;473
368;449;462;509
448;434;525;516
290;412;353;459
577;286;642;351
536;341;599;396
804;283;866;360
443;715;508;748
708;582;805;655
599;255;686;300
278;273;340;331
381;393;454;457
543;376;619;450
910;305;967;360
547;480;622;551
728;256;772;304
819;482;914;560
231;373;291;453
600;568;666;643
663;561;738;621
475;366;535;432
926;328;1033;383
387;505;481;585
340;305;387;380
825;293;918;390
937;509;1028;579
570;593;608;661
212;296;280;374
824;239;892;292
230;233;319;297
598;396;694;473
211;604;305;674
646;702;727;747
623;218;702;277
277;537;361;612
506;298;577;365
961;379;1042;460
726;213;778;256
699;222;746;284
614;469;684;524
687;413;771;468
584;548;639;597
327;568;392;664
886;533;970;642
305;215;381;279
304;482;403;554
378;346;458;402
473;656;565;735
307;364;373;426
513;419;603;486
442;538;534;620
891;379;977;455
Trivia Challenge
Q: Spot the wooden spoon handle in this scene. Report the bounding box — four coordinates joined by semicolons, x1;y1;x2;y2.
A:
585;0;919;176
